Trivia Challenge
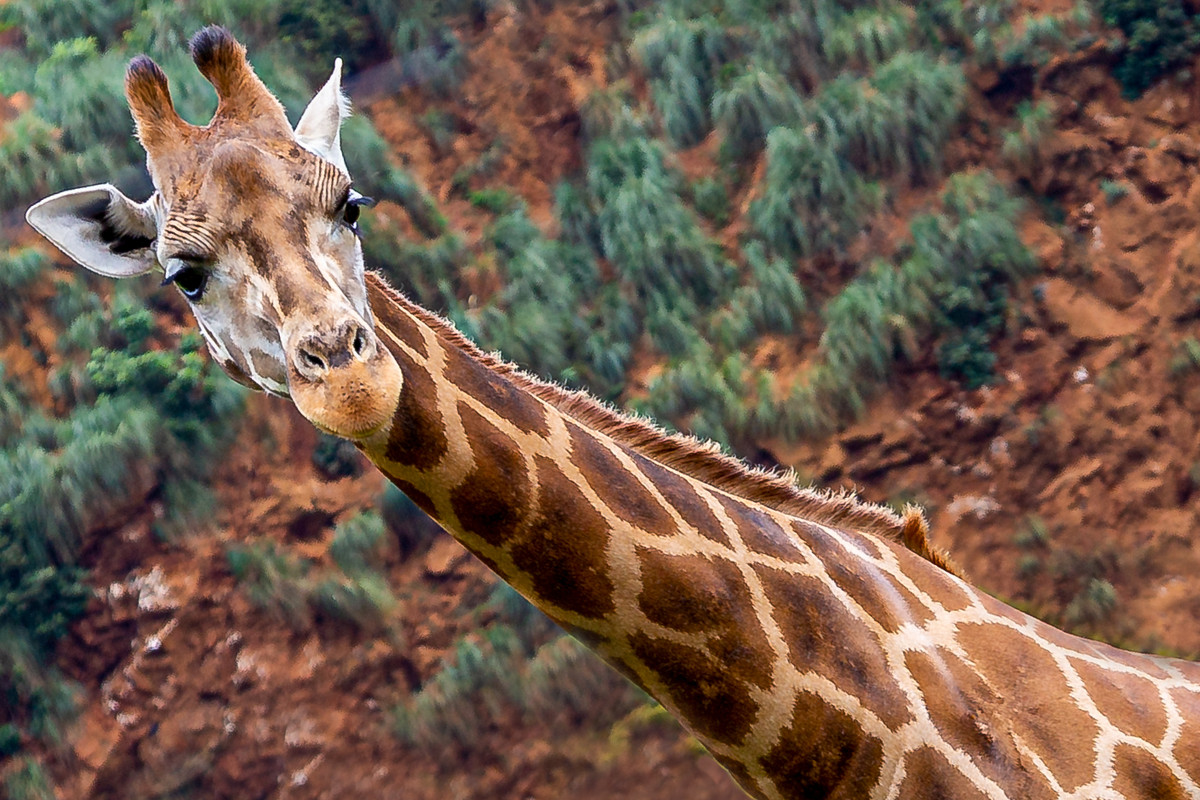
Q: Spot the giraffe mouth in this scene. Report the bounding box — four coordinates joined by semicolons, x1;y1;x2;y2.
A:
287;344;402;441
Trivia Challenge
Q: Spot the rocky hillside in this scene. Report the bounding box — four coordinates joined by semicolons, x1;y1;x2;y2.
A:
4;1;1200;798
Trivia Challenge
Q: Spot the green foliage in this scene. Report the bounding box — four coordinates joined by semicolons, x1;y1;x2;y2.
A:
0;722;20;756
226;541;314;628
1100;178;1129;204
798;172;1033;431
1168;337;1200;377
524;635;643;722
750;125;881;258
711;63;802;160
379;483;439;558
393;627;642;762
1001;100;1055;170
811;51;965;181
3;756;54;800
632;14;732;146
690;176;730;225
1064;578;1119;629
393;626;526;755
329;510;387;575
1098;0;1200;97
312;432;364;480
340;116;446;238
0;249;49;321
822;5;915;71
229;513;396;632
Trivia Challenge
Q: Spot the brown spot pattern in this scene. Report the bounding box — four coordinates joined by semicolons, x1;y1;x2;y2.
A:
1172;688;1200;782
718;494;802;560
896;746;991;800
507;455;615;618
759;690;885;800
629;631;759;746
902;649;1056;798
1071;657;1167;745
1111;744;1188;800
568;424;674;533
754;564;913;730
368;279;429;358
383;474;437;518
446;346;549;437
806;525;935;634
635;548;773;689
955;622;1101;792
448;403;530;547
632;454;732;548
382;345;448;471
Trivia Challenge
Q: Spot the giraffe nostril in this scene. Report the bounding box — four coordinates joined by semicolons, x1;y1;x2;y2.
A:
300;349;327;373
352;326;366;358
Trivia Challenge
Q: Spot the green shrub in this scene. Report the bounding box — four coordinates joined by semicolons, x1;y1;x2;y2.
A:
226;541;313;628
312;432;364;480
1001;100;1055;171
341;116;446;238
393;627;526;756
750;125;882;258
1098;0;1200;97
329;510;387;575
587;136;732;307
311;572;395;631
524;635;642;723
822;5;915;70
2;755;54;800
0;722;20;757
1064;578;1119;629
632;15;732;146
379;483;440;558
690;176;730;225
711;63;802;160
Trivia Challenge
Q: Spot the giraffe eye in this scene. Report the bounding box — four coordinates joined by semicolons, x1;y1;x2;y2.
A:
339;192;374;233
162;263;209;300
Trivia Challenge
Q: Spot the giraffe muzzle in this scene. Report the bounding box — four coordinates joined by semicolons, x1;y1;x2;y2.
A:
286;317;402;441
293;318;375;380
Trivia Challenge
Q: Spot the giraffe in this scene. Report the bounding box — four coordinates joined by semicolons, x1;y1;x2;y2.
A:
23;27;1200;800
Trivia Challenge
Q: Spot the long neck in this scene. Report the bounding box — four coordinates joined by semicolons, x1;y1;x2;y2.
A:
354;274;1200;800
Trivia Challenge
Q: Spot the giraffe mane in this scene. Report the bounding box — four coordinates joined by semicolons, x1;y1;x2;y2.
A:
366;272;961;576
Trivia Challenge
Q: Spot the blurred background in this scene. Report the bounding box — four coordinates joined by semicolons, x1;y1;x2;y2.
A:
1;0;1198;797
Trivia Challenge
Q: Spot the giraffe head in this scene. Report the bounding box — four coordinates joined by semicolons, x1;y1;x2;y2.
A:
25;27;401;440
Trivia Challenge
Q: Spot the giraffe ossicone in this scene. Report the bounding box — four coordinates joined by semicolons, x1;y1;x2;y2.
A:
25;28;1200;800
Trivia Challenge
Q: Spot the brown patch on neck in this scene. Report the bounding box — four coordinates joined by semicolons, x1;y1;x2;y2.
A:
364;272;960;575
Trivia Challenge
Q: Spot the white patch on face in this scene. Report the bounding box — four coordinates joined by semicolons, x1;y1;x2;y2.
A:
197;322;235;365
309;224;373;327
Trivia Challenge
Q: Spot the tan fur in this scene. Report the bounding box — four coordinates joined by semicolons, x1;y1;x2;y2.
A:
188;26;290;135
125;56;195;165
364;272;961;576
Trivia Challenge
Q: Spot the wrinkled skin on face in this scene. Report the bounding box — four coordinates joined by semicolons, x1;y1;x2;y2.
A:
25;27;401;440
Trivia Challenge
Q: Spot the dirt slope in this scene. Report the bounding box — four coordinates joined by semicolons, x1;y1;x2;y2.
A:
23;2;1200;798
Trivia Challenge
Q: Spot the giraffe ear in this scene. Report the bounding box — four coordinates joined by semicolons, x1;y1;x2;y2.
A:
294;58;349;175
26;184;159;279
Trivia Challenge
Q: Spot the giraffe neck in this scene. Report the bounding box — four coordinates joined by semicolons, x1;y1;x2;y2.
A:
354;273;1200;800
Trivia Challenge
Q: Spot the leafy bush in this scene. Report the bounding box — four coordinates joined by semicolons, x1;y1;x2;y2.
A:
632;14;732;146
329;510;387;575
822;5;915;71
379;483;440;559
750;125;882;258
711;63;802;160
1097;0;1200;97
312;432;364;480
2;755;54;800
226;541;314;628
